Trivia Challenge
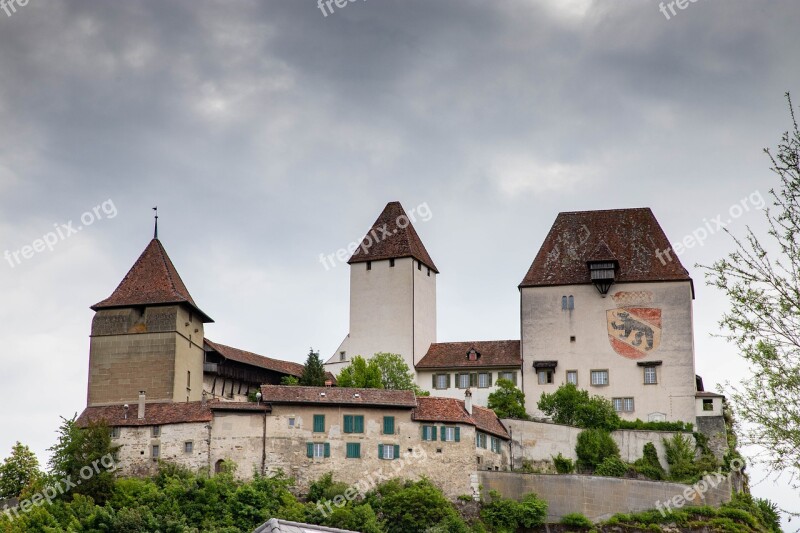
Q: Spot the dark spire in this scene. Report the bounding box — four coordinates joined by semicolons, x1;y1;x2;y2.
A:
152;206;158;239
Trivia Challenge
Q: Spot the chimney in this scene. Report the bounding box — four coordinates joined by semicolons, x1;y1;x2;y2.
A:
464;388;473;415
138;391;146;420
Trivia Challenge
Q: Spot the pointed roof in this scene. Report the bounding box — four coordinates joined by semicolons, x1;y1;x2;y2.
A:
91;239;213;322
347;201;439;273
519;208;691;288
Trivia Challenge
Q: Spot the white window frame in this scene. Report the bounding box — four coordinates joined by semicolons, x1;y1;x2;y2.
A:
458;373;470;389
151;445;160;459
566;370;578;385
435;374;448;390
382;444;395;460
444;427;456;442
478;373;490;388
111;427;121;439
152;426;161;438
288;417;296;428
313;443;326;458
184;441;193;454
623;398;634;412
537;369;553;384
591;370;609;386
644;366;657;384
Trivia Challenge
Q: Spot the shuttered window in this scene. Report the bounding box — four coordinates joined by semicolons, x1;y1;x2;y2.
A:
383;416;395;435
379;444;401;460
346;443;361;459
313;414;325;433
422;425;437;441
344;415;364;434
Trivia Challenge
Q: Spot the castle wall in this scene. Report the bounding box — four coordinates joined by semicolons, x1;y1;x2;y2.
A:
111;422;209;477
521;282;697;423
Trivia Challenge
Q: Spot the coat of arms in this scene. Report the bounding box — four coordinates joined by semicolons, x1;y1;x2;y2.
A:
606;307;662;359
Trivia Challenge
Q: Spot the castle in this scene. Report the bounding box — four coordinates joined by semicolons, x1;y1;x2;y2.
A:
77;201;725;499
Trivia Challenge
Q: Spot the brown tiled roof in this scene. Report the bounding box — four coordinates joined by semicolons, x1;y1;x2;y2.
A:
76;402;213;427
92;239;213;322
412;397;509;439
347;201;438;273
695;391;725;398
205;339;304;377
415;340;521;369
210;402;271;412
519;208;691;288
261;385;417;407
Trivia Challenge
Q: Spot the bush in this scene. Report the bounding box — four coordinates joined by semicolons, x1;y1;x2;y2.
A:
552;453;575;474
480;491;547;533
561;512;593;528
663;433;698;482
487;379;529;420
632;442;665;480
576;429;620;471
538;384;620;430
371;477;467;533
617;419;693;432
594;456;628;477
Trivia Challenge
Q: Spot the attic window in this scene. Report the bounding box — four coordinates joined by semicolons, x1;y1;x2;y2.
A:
390;259;395;267
466;349;481;361
588;261;617;296
366;261;372;271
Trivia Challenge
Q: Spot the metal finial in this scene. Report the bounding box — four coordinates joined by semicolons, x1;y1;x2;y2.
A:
152;206;158;239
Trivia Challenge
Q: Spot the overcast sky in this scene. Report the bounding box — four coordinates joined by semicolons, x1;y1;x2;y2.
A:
1;0;798;522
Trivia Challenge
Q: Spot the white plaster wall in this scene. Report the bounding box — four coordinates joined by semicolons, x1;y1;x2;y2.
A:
696;397;723;417
521;282;697;423
416;369;521;406
412;262;437;367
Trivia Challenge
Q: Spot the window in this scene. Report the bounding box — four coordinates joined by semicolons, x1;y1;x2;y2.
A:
418;261;422;270
111;427;121;439
151;445;160;459
644;366;657;384
457;373;471;389
538;370;554;384
313;414;325;433
379;444;400;460
570;336;576;343
366;261;371;271
288;417;296;428
433;373;450;390
478;372;492;388
561;295;575;310
441;426;460;442
490;437;502;453
152;426;161;438
427;267;431;276
566;371;578;385
568;295;574;310
703;399;714;411
498;372;517;385
307;442;330;459
346;442;361;459
383;416;395;435
339;351;346;362
389;258;395;267
187;370;191;388
422;425;437;441
476;433;487;449
613;398;634;412
344;415;365;434
561;296;567;310
590;370;609;386
184;441;193;454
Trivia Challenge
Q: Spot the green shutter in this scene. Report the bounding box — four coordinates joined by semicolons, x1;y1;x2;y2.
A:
313;414;325;433
440;426;446;441
511;372;517;386
306;443;313;458
346;442;360;458
446;374;451;388
455;427;460;442
488;372;493;387
432;374;437;388
355;416;364;433
384;416;395;435
324;443;330;458
421;425;427;440
343;415;353;434
470;373;478;387
455;373;461;388
394;445;400;459
431;425;437;441
378;444;384;459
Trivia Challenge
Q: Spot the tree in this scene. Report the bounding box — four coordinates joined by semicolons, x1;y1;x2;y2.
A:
701;93;800;485
48;416;119;505
336;356;383;388
487;378;528;419
575;429;620;471
280;375;299;385
0;442;42;499
299;348;326;386
370;353;415;390
537;383;620;431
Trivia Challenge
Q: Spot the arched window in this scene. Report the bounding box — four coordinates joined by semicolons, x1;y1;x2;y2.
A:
215;459;225;474
561;296;567;310
568;295;575;310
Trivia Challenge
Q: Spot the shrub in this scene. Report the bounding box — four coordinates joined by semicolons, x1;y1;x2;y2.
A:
576;429;620;470
488;379;529;420
633;442;665;480
371;478;467;533
561;512;593;528
553;453;575;474
663;433;698;482
617;419;693;432
480;491;547;532
518;493;548;528
594;456;628;477
537;384;619;430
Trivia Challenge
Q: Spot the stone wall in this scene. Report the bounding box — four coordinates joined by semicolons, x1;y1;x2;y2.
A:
112;422;209;477
479;471;732;522
695;415;728;461
502;419;694;471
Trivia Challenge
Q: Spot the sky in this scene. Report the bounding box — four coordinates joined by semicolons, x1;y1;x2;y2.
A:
0;0;798;524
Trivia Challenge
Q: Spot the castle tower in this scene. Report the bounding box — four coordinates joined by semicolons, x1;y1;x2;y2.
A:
87;238;213;406
325;202;437;375
519;208;697;423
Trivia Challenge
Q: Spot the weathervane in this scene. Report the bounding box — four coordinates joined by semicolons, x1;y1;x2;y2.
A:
153;206;158;239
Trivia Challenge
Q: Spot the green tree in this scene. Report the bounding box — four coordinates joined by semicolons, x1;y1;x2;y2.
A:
280;375;300;385
487;378;528;419
48;416;119;505
336;355;383;388
537;383;620;431
0;442;42;499
700;93;800;485
575;429;620;471
370;352;415;390
299;348;327;386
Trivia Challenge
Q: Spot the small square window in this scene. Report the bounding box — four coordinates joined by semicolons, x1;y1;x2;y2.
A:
570;336;576;343
566;371;577;385
346;442;361;459
457;373;471;389
389;259;395;267
538;370;554;385
313;443;326;458
339;351;346;362
703;399;714;411
151;445;160;459
591;370;609;386
478;373;491;388
366;261;372;271
435;374;449;390
644;366;657;385
184;441;194;454
152;426;161;438
288;417;296;428
111;427;121;439
382;445;395;460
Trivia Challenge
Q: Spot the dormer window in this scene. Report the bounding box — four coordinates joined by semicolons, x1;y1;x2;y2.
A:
466;348;481;361
588;261;617;296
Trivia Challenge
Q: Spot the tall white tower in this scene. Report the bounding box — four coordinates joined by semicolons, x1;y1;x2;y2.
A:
325;202;438;376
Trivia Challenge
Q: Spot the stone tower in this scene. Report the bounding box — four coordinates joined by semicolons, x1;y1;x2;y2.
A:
87;238;213;406
325;202;437;376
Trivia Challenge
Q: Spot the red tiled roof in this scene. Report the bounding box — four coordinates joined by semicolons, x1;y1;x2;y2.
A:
347;202;438;273
695;391;725;398
415;340;521;369
519;208;692;288
92;239;213;322
210;402;271;412
205;339;304;377
76;402;213;427
412;397;509;439
261;385;417;408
